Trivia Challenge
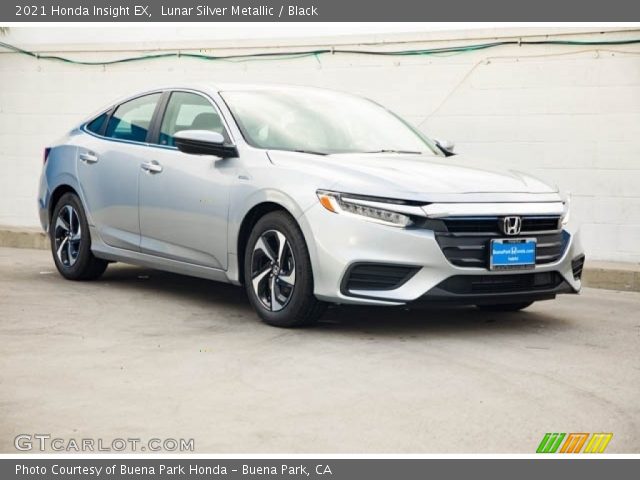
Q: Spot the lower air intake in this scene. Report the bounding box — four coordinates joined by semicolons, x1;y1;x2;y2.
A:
438;272;563;295
571;254;586;280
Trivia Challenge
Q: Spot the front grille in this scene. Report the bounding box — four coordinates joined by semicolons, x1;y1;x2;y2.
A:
571;254;586;280
438;272;563;295
442;216;560;234
342;263;419;292
431;216;565;268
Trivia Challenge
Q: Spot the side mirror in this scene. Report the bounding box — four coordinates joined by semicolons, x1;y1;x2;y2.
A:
174;130;238;158
435;138;455;157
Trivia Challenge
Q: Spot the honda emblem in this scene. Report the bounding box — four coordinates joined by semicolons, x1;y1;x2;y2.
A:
502;216;522;236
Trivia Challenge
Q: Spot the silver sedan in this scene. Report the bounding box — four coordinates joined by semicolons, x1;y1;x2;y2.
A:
38;84;584;326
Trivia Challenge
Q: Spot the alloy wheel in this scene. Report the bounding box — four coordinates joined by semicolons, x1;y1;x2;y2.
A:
54;204;82;267
250;229;296;312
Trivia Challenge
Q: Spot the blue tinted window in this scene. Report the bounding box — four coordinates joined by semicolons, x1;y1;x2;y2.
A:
86;112;108;135
105;93;161;142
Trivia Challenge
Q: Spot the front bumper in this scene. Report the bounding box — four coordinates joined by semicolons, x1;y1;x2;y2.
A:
300;203;584;306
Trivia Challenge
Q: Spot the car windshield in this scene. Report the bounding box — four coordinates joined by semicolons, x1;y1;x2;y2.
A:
220;88;441;156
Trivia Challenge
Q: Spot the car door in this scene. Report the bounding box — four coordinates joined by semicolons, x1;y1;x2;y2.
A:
138;90;234;269
77;92;162;251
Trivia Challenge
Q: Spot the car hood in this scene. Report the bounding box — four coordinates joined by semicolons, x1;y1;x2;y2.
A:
268;151;559;201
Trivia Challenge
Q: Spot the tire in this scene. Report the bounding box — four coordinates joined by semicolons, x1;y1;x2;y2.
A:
476;301;534;312
244;211;326;327
50;192;108;281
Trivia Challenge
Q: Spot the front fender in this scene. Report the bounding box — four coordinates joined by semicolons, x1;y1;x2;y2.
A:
225;186;321;285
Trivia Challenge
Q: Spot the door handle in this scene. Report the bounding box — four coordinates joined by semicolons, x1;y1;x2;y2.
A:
141;161;163;174
79;152;99;164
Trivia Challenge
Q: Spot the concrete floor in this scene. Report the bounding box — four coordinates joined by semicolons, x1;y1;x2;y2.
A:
1;247;639;453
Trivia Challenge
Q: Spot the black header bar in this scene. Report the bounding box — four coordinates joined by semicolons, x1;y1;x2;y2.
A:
3;1;640;22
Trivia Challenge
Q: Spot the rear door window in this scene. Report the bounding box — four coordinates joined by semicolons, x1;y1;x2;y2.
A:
105;93;161;143
86;112;109;135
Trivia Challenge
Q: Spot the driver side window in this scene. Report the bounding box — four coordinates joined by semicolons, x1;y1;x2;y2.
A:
158;92;228;147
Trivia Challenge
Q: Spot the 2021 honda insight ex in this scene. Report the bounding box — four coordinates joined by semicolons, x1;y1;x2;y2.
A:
38;84;584;327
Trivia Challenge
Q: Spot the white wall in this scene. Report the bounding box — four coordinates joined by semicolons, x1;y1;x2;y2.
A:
1;27;639;262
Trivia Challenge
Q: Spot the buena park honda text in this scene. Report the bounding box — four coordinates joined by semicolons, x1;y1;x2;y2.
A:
38;84;584;327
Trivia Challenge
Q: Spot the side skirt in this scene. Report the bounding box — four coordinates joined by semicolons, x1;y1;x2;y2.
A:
89;229;231;284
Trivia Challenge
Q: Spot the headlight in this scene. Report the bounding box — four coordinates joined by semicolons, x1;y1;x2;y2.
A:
561;192;571;226
316;190;414;227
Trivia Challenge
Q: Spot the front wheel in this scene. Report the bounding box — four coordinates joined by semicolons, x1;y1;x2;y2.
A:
50;192;108;280
476;301;534;312
244;211;326;327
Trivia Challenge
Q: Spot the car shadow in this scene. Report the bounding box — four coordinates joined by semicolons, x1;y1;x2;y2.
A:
317;303;567;337
98;264;570;335
100;263;248;308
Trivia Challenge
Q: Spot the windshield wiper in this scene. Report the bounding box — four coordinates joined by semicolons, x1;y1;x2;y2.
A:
290;149;329;156
361;149;422;155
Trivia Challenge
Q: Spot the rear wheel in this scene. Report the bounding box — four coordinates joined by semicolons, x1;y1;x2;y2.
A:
50;192;108;280
244;211;326;327
476;301;534;312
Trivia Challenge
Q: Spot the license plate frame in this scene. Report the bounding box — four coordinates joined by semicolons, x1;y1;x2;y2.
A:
489;238;537;271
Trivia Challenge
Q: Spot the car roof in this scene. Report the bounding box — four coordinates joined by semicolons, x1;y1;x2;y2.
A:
134;82;349;96
82;83;358;126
